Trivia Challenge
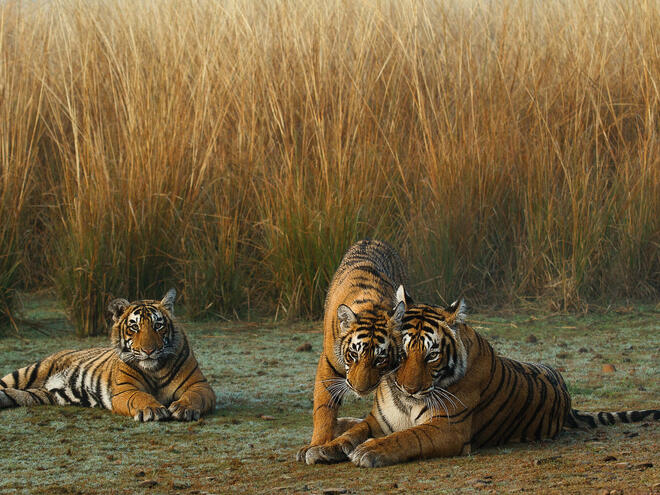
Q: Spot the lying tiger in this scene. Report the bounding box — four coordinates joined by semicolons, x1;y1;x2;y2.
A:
306;300;659;467
0;289;215;422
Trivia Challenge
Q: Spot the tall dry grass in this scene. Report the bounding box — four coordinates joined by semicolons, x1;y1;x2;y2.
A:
0;4;47;328
1;0;658;333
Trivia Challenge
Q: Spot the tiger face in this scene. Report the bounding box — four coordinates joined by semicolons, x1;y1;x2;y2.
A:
334;290;406;396
395;301;468;405
109;288;180;371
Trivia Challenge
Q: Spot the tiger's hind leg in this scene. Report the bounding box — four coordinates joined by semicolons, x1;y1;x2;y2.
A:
0;387;57;409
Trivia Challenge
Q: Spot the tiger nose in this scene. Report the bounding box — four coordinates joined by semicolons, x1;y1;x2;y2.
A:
143;346;156;356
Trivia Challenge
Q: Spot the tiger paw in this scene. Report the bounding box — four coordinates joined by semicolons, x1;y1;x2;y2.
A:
296;445;311;463
168;400;201;421
349;440;394;468
134;405;170;422
304;438;354;464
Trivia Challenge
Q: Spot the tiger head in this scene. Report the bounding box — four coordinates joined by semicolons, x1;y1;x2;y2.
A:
394;300;468;404
334;286;407;396
108;288;180;371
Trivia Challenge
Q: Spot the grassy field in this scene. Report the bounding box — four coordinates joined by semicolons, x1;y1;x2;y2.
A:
0;296;658;494
1;0;658;333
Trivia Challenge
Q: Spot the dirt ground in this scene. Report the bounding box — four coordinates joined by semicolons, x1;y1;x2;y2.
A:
0;296;658;494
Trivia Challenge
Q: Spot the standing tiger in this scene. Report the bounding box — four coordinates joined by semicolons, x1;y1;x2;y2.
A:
0;289;215;422
306;300;660;467
297;239;410;463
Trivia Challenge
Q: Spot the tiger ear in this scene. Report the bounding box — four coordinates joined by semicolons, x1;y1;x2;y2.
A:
389;300;405;328
108;298;130;322
395;285;414;305
446;299;467;325
161;288;177;316
337;304;357;334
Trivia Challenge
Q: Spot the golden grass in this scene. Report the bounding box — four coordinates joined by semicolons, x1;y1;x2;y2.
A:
1;0;658;333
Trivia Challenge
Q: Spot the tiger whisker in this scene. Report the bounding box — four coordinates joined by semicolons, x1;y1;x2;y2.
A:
426;391;450;422
437;387;466;409
322;378;349;408
434;389;458;411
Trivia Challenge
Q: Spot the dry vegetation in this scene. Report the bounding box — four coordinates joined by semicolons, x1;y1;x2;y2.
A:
0;0;658;334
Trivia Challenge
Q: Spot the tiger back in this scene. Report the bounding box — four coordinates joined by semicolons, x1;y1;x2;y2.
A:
297;239;409;463
307;300;659;467
0;289;215;422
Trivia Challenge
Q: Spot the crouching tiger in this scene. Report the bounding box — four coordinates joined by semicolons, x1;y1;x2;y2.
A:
0;289;215;422
297;239;410;463
306;300;659;467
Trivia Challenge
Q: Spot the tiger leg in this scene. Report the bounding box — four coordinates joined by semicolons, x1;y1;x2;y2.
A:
350;416;473;468
305;413;384;464
111;389;170;422
296;355;343;461
168;367;216;421
0;387;57;408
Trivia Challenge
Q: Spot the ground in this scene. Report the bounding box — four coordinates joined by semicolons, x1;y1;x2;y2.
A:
0;296;658;494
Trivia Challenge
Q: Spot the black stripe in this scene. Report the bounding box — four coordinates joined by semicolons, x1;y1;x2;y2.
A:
324;355;344;377
52;388;69;403
481;368;520;446
411;429;424;457
160;340;190;385
418;427;437;451
91;351;115;405
24;361;42;389
171;366;198;396
375;389;394;434
314;403;336;413
0;378;7;387
576;412;596;428
415;406;428;422
26;390;44;404
111;389;136;398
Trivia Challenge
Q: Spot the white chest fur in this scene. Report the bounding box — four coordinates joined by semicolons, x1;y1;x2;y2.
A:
373;377;431;434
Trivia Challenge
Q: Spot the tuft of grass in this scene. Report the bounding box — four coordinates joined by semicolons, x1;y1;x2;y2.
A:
1;0;658;330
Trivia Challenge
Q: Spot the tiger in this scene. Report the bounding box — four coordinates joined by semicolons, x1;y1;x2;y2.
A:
305;300;659;467
297;239;410;464
0;289;215;422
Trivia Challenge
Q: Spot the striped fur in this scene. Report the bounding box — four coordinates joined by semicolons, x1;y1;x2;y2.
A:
297;239;410;463
306;301;659;467
0;289;215;422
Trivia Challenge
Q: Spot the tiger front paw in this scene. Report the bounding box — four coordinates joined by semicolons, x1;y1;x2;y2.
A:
305;436;355;464
134;405;170;422
349;439;395;468
296;445;311;463
168;400;201;421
